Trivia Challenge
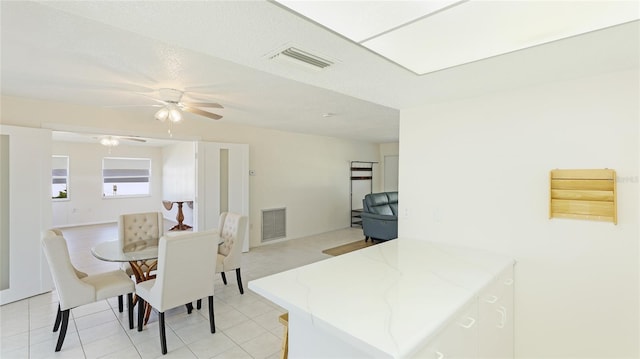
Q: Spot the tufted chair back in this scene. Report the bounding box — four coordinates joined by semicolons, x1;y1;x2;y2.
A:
217;212;246;258
118;212;164;251
118;212;164;277
216;212;248;294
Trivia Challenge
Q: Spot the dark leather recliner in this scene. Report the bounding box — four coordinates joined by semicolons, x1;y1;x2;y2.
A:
361;192;398;242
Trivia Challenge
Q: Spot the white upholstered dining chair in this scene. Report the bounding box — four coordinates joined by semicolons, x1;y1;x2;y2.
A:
135;230;218;355
42;231;135;352
216;212;248;294
47;229;131;317
118;211;164;279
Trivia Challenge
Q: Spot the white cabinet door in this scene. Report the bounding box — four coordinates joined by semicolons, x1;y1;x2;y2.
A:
479;267;514;359
416;300;479;358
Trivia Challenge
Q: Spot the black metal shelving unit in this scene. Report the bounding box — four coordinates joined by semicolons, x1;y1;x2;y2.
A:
350;161;377;227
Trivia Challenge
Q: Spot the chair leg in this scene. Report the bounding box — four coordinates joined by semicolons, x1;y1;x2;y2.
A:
54;309;70;352
235;268;244;295
196;299;202;310
137;298;145;332
118;295;123;313
208;295;215;333
53;303;62;332
220;272;227;285
127;293;134;330
159;312;167;355
186;302;193;314
365;236;369;242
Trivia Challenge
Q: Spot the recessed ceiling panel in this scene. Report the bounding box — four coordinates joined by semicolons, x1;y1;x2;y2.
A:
275;0;461;42
364;0;639;74
277;0;639;75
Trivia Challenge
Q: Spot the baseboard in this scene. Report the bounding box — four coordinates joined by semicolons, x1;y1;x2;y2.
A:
53;220;116;228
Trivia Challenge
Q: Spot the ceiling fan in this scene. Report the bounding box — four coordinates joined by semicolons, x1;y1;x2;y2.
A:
93;135;146;147
149;88;223;122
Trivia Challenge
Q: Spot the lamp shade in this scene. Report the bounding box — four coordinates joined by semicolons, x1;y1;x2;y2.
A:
155;104;182;123
155;107;169;122
167;105;182;123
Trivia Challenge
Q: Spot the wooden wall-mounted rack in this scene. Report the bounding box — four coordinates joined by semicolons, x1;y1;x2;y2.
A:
549;169;617;224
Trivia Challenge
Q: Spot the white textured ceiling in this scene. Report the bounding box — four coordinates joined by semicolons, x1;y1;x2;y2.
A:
1;1;638;144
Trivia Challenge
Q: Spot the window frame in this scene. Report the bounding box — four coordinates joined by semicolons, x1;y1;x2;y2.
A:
51;155;69;201
102;157;152;199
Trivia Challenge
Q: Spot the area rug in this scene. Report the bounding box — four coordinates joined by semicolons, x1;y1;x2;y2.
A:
322;240;378;256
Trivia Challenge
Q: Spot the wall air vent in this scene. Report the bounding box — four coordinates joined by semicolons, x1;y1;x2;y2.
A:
261;207;286;242
270;47;333;71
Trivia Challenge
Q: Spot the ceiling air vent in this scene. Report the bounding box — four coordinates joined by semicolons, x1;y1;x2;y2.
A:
270;47;333;71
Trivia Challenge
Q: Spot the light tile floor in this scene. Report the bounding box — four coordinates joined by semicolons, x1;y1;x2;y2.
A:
0;223;364;359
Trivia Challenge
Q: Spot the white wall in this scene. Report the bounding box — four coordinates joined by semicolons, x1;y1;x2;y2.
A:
240;130;379;246
1;96;381;247
52;141;165;227
162;142;196;227
379;142;399;192
399;69;639;358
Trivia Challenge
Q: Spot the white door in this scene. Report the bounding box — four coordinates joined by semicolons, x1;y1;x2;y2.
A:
384;155;399;192
195;142;250;251
0;125;53;305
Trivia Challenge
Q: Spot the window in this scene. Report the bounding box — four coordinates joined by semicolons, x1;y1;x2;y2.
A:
102;157;151;197
52;155;69;199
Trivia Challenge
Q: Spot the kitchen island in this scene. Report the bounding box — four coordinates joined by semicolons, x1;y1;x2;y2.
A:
249;238;515;358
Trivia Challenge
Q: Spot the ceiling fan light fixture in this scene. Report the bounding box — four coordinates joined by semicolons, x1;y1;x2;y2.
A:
99;137;119;147
155;107;169;122
167;105;183;123
155;104;182;123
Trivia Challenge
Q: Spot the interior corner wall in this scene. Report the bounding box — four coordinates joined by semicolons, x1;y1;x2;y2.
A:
398;69;639;358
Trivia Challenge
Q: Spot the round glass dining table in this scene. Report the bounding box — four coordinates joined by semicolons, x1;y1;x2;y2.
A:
91;240;159;324
91;240;158;262
91;240;159;282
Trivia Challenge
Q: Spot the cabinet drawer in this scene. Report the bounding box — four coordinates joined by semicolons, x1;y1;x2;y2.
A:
414;300;479;358
479;267;514;359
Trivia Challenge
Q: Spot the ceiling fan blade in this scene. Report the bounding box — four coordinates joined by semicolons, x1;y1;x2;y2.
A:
119;137;147;143
182;107;223;120
181;102;223;109
104;104;163;108
131;92;169;105
92;135;147;143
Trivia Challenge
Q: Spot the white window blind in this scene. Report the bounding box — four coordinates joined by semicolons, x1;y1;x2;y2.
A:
102;157;151;197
